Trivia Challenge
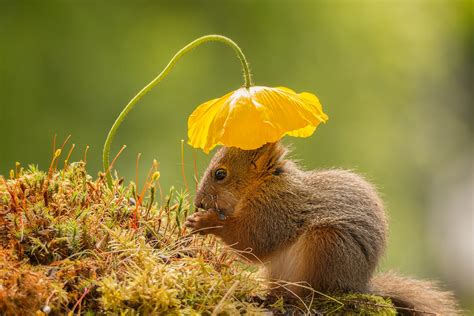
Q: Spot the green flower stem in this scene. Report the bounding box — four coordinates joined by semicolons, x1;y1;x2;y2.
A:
103;34;253;187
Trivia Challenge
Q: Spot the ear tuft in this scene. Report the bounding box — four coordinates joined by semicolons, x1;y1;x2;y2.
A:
252;142;287;173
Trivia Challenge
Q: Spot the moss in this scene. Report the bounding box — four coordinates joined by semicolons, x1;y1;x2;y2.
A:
0;161;396;315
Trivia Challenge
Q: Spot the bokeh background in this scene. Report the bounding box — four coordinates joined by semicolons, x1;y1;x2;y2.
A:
1;0;472;311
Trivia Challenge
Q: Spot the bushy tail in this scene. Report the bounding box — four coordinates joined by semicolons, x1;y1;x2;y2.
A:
370;271;460;315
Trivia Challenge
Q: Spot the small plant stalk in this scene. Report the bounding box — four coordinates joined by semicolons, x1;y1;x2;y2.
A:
103;34;253;187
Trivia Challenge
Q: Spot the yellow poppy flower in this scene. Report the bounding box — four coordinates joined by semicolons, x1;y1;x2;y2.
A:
187;86;328;153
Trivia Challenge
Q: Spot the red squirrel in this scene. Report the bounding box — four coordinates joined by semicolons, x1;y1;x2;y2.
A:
185;142;459;315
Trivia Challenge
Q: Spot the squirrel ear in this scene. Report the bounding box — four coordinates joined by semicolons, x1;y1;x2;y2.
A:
251;142;287;173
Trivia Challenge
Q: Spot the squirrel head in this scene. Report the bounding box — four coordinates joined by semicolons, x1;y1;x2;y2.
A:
194;141;288;214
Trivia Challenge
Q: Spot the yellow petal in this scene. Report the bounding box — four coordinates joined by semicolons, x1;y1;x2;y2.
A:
187;86;328;153
286;125;316;137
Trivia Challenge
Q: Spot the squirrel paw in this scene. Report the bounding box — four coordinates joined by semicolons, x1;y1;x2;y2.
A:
185;209;223;235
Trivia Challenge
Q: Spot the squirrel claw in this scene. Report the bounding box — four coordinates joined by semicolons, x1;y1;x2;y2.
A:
185;209;222;235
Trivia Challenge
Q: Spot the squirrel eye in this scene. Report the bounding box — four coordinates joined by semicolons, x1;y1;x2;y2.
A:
214;168;227;181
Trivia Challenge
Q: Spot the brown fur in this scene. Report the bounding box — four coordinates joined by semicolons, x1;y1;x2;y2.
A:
370;272;460;315
185;142;460;314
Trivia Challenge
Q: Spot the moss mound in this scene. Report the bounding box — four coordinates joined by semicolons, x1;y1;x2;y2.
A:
0;160;396;315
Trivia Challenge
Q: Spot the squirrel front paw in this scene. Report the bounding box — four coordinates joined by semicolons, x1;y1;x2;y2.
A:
185;209;223;235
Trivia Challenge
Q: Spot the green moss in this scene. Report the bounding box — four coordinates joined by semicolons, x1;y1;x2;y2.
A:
0;161;396;315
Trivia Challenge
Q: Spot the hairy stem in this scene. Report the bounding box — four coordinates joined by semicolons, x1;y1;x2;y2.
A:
102;35;253;187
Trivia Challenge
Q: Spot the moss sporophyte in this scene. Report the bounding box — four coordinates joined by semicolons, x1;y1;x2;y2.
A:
102;34;328;187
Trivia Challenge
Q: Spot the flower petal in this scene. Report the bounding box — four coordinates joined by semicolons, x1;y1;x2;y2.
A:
187;86;328;152
286;125;316;137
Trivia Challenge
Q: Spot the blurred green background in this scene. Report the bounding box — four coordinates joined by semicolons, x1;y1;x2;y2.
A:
1;0;472;311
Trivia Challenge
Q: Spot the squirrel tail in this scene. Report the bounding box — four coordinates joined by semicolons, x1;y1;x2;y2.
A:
369;271;460;315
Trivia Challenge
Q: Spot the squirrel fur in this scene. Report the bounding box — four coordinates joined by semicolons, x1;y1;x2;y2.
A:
185;142;459;315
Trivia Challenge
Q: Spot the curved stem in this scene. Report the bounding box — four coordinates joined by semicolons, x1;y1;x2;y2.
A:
103;34;252;187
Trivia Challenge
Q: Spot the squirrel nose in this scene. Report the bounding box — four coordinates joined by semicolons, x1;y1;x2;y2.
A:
194;190;205;209
195;201;204;209
194;197;204;209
